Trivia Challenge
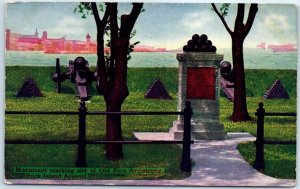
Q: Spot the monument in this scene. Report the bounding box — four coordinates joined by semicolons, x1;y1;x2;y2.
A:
169;34;227;140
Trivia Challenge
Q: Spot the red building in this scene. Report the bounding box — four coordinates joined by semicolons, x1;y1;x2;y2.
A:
6;29;166;54
6;29;97;54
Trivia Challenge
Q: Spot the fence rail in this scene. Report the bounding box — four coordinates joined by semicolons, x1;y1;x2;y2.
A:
5;111;185;115
5;101;194;173
253;102;296;172
264;112;297;117
5;140;189;145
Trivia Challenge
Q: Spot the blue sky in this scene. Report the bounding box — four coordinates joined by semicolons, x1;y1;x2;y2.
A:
5;2;298;49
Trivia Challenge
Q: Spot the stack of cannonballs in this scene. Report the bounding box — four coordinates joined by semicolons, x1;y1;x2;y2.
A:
183;34;217;52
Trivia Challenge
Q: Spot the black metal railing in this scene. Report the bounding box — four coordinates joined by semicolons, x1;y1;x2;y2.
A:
5;101;194;173
253;102;296;171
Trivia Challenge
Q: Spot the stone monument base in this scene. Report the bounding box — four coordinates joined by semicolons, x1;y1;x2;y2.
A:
169;121;227;140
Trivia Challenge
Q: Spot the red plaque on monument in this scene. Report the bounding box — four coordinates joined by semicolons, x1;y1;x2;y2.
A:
186;67;215;99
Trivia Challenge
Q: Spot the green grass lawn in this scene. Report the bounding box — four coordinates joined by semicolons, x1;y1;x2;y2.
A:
5;92;182;180
221;97;296;179
5;67;296;179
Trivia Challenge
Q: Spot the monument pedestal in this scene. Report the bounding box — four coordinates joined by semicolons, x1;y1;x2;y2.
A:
169;52;227;140
170;121;226;140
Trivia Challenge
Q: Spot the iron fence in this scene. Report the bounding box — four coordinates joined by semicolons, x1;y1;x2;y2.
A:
5;101;194;173
253;102;296;171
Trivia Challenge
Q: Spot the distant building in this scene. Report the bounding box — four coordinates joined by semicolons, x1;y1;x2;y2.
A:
267;44;297;52
256;42;297;52
5;29;97;54
134;45;166;52
256;42;266;49
6;29;167;54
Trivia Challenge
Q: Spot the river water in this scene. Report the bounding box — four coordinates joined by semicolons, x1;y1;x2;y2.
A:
5;48;297;70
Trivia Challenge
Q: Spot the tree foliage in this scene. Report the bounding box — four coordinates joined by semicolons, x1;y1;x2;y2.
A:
217;3;231;17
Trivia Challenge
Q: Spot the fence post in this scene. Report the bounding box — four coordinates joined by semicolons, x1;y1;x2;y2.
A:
253;102;265;171
76;101;87;167
180;100;193;173
55;58;62;93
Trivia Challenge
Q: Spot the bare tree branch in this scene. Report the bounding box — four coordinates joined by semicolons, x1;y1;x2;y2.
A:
236;4;245;25
102;6;110;28
90;3;110;98
120;3;143;38
107;3;119;39
211;3;233;36
243;4;258;36
91;3;102;28
129;3;144;21
106;3;119;85
234;3;245;34
91;3;109;31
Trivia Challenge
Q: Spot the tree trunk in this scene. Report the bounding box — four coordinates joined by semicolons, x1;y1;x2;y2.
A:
105;102;123;160
104;37;129;160
92;2;142;160
96;28;108;98
231;35;251;122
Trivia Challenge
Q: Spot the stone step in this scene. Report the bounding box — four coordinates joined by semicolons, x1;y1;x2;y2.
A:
133;132;173;141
